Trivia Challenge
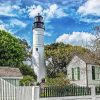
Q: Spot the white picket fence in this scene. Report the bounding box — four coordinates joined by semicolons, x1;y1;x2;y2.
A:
0;78;34;100
1;78;100;100
0;78;16;100
16;86;34;100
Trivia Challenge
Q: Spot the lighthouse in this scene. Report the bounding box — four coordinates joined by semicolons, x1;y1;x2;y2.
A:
32;13;45;82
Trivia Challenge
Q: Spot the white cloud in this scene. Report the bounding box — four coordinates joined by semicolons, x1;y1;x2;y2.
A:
28;5;43;17
80;18;100;23
44;4;68;19
28;4;67;19
0;20;10;32
10;19;27;28
56;8;67;18
12;5;20;10
0;24;7;30
0;23;13;34
56;32;95;46
44;32;52;37
48;4;58;17
56;34;69;43
77;0;100;16
0;3;26;17
0;4;17;17
0;20;3;23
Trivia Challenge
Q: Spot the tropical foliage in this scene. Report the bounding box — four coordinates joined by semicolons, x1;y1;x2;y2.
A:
45;42;88;78
45;72;70;86
0;30;26;67
20;75;35;86
0;30;36;83
19;64;37;80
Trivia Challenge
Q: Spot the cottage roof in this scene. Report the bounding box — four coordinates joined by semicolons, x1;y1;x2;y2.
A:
75;53;100;65
0;67;22;78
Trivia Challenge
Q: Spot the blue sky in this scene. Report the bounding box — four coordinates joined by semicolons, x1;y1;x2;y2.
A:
0;0;100;46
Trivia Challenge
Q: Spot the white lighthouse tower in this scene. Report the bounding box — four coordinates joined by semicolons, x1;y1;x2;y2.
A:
32;13;45;82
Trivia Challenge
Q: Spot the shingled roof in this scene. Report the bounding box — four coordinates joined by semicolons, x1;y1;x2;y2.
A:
0;67;22;78
76;53;100;65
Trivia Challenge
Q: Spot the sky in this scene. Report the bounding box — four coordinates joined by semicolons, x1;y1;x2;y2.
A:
0;0;100;47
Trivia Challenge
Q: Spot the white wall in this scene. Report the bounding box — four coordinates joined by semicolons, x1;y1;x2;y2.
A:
67;56;100;86
87;64;100;86
67;56;87;86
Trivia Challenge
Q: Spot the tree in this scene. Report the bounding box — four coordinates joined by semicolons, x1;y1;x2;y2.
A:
45;42;88;78
0;30;27;67
18;39;32;59
92;26;100;59
45;72;70;86
0;30;37;81
19;64;37;80
87;26;100;60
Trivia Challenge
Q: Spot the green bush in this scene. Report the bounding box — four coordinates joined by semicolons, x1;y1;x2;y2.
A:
19;64;37;80
45;72;70;86
20;75;35;86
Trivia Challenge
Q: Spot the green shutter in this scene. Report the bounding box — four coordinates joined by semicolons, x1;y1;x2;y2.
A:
92;66;95;80
77;67;80;80
72;68;74;81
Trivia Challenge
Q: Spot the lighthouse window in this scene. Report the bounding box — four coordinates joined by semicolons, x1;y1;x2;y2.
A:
34;17;38;22
38;17;43;22
36;48;38;51
34;23;37;27
38;17;40;21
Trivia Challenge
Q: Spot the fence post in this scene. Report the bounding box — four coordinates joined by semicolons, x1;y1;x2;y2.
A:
32;86;40;100
91;85;96;100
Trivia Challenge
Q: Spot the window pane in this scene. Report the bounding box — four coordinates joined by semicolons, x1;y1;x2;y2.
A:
74;68;78;80
72;67;80;81
77;67;80;80
72;68;74;80
92;66;95;80
95;67;100;80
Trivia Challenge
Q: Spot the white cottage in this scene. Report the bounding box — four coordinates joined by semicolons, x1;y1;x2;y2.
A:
67;54;100;86
0;67;23;86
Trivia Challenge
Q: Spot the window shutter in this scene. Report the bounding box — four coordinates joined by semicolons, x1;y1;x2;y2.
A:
72;68;74;81
77;67;80;80
92;66;95;80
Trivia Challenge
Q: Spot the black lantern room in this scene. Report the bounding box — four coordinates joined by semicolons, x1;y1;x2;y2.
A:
33;13;45;30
